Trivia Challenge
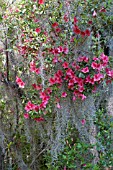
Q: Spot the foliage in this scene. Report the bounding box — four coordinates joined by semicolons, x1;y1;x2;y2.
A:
0;0;113;169
45;109;113;170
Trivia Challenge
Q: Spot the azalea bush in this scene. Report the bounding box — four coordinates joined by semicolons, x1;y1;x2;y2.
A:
2;0;113;121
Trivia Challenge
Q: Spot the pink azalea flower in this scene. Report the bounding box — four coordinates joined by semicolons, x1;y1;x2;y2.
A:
35;68;40;75
25;101;35;112
93;57;99;61
63;47;69;54
82;164;86;167
78;86;84;92
32;84;42;91
93;10;97;17
81;119;86;125
100;53;109;65
64;166;67;170
34;18;39;23
77;78;84;87
107;70;113;78
73;96;76;101
92;86;97;93
57;103;61;109
68;79;75;86
78;56;89;63
38;0;44;5
61;92;67;98
94;73;104;81
57;46;64;53
66;68;74;78
24;113;29;119
62;62;69;69
46;88;52;95
53;56;58;63
85;75;94;84
16;76;25;88
49;77;56;85
57;70;63;77
80;94;87;100
91;62;98;69
81;67;89;73
55;77;63;85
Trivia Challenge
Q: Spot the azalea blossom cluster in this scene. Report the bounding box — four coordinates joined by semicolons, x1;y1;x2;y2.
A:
48;53;113;101
73;17;90;37
24;87;52;121
21;52;113;121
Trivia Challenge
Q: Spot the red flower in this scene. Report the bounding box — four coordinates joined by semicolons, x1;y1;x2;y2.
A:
34;105;39;112
73;27;81;34
38;0;44;5
85;29;90;36
74;17;78;24
61;92;67;98
99;7;106;13
81;31;86;37
55;27;61;33
52;22;58;28
49;77;56;85
64;14;69;22
34;117;44;122
62;62;69;69
35;28;41;33
88;20;93;25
